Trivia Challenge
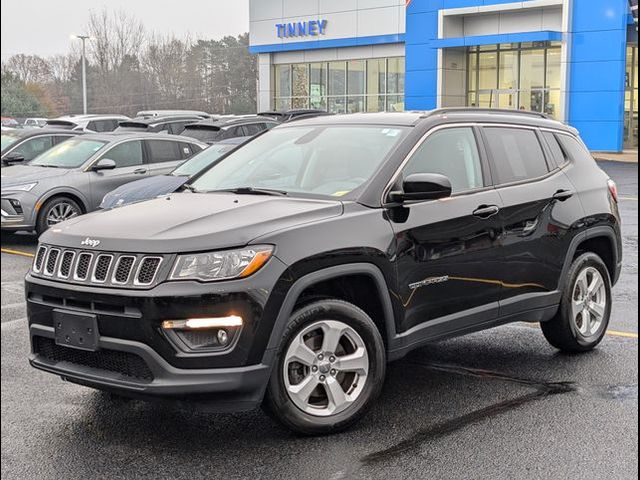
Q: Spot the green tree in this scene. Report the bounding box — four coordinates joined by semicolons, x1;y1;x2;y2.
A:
0;70;46;117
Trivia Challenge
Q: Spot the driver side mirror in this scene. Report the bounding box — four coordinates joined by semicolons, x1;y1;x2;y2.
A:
388;173;453;203
91;158;117;171
2;153;25;166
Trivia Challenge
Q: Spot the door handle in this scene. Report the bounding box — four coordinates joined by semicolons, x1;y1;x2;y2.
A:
473;205;500;219
552;189;574;201
133;168;147;174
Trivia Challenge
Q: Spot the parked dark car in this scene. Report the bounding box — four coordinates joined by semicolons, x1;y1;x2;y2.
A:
181;116;279;144
115;115;209;135
25;109;621;435
100;137;250;209
1;133;206;233
1;129;81;167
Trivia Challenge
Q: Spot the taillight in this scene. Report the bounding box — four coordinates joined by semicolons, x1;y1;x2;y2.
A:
607;179;619;203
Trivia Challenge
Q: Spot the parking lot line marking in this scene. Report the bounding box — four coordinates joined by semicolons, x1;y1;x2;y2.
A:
606;329;639;339
520;323;637;339
0;248;34;258
620;196;638;201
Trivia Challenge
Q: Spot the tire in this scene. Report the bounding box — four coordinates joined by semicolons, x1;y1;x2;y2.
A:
264;299;386;435
541;253;612;353
36;196;82;235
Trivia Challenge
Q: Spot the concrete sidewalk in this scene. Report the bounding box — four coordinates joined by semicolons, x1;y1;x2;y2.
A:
592;151;638;163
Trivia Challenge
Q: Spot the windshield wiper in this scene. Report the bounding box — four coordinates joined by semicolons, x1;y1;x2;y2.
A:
208;186;288;196
182;183;199;192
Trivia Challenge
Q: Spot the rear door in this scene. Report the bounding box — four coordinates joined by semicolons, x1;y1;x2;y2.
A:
389;125;504;335
143;139;185;175
481;126;582;316
87;139;147;209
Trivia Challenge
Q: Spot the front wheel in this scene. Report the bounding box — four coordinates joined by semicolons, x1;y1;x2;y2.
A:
541;253;612;353
36;196;82;235
264;299;386;435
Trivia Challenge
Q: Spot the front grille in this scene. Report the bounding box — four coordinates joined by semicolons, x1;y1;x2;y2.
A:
34;246;47;273
58;251;75;278
75;253;92;280
44;249;60;276
33;336;154;382
135;257;162;285
113;256;135;284
92;254;113;282
31;245;168;288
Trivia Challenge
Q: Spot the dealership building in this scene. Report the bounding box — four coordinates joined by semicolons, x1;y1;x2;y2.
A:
249;0;638;151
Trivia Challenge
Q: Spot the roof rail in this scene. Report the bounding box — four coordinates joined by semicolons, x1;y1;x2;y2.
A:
423;107;552;120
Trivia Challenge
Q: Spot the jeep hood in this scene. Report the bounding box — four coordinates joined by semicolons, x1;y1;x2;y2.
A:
1;164;69;186
42;192;343;253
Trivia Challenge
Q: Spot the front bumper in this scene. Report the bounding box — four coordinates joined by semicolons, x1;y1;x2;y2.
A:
29;323;270;411
1;191;36;230
25;257;290;411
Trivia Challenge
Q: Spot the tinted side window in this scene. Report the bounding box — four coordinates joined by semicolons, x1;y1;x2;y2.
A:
223;126;243;139
102;140;143;167
542;131;569;168
53;135;75;145
403;127;484;193
242;123;264;136
556;134;594;164
12;136;54;161
168;121;189;135
145;140;182;163
484;128;549;184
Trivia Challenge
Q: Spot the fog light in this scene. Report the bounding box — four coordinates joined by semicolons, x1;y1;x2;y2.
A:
8;199;22;214
217;329;228;345
161;315;242;330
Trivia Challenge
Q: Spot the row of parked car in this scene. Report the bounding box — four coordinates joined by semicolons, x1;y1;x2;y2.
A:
1;109;328;233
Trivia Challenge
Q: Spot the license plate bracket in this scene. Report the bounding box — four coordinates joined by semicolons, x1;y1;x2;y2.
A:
53;310;99;351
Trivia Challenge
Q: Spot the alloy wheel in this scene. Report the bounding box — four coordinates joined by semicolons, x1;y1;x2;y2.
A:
46;202;80;226
571;266;607;338
283;320;369;417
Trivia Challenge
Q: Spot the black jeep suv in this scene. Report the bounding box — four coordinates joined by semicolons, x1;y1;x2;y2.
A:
25;109;622;435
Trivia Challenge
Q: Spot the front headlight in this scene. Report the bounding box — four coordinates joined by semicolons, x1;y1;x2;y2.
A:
169;245;274;282
2;182;38;192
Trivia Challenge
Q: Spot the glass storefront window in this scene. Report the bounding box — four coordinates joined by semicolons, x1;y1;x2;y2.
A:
478;51;498;91
624;45;638;149
328;61;346;96
499;50;518;90
387;57;405;95
467;42;561;118
273;56;404;114
274;65;291;98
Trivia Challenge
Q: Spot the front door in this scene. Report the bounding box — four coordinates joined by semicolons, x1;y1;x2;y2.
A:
87;139;148;209
388;126;503;335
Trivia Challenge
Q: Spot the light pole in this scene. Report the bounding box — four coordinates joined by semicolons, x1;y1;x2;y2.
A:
72;34;90;114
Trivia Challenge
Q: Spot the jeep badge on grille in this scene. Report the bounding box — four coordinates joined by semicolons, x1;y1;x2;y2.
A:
80;237;101;248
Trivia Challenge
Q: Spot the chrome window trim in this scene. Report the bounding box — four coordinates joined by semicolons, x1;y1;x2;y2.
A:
56;250;76;279
133;256;164;286
73;252;94;281
111;255;137;285
91;253;114;284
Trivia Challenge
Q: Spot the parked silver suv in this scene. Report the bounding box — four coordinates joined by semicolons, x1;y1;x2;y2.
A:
1;132;206;234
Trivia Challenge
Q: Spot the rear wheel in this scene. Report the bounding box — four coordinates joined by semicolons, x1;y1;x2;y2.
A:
541;253;612;352
264;299;385;435
36;196;82;235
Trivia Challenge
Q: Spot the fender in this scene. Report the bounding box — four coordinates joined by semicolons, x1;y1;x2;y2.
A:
260;263;397;368
31;187;90;223
558;225;621;288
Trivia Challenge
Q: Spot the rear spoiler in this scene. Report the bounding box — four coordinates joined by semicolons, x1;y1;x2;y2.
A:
45;120;77;129
117;121;149;129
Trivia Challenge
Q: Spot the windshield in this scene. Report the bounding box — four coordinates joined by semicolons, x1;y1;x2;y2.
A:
172;143;238;177
191;125;408;197
1;133;20;151
30;138;107;168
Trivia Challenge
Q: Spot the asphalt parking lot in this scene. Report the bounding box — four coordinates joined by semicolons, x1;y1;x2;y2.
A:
1;161;637;480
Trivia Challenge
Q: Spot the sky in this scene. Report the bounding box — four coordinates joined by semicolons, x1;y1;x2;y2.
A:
1;0;249;60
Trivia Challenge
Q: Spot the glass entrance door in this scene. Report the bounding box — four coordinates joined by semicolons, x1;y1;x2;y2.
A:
625;45;638;150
